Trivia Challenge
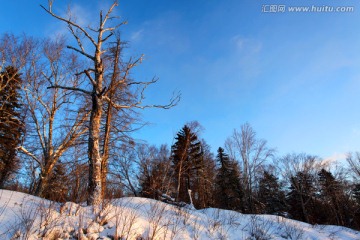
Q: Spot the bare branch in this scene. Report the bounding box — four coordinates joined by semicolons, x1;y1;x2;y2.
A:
47;85;91;95
17;146;42;167
40;4;97;47
53;111;90;160
67;46;94;61
103;91;180;110
102;33;114;43
84;70;97;88
68;24;86;53
128;78;157;86
103;21;127;32
100;1;119;30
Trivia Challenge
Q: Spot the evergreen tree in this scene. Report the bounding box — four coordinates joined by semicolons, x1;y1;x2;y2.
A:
353;184;360;205
351;184;360;229
0;66;24;187
192;140;216;208
215;147;243;211
171;125;202;205
258;170;285;214
286;171;316;223
42;161;69;202
317;169;346;226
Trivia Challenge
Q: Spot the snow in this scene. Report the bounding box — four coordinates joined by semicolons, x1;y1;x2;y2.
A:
0;190;359;239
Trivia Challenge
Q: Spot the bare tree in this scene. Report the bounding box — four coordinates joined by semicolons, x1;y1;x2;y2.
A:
100;37;144;198
137;143;173;199
109;144;139;197
347;152;360;178
41;1;180;205
64;144;89;203
17;37;88;197
276;152;326;185
276;153;323;223
225;123;275;213
0;33;34;86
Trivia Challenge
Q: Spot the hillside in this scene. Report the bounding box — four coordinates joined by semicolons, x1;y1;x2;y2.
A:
0;190;359;240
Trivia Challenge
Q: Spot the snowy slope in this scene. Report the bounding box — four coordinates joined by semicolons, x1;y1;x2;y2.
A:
0;190;359;240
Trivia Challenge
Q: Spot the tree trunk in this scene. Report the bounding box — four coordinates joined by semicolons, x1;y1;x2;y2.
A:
34;160;56;197
100;39;120;200
300;194;310;223
35;172;47;197
87;93;103;205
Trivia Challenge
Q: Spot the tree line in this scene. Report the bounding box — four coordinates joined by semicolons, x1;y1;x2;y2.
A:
1;0;360;231
136;123;360;230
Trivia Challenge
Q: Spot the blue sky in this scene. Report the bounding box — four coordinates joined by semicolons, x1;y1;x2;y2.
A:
2;0;360;160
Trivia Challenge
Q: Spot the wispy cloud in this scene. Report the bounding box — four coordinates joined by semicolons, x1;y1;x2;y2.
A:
231;35;262;53
130;29;144;42
229;35;263;79
322;152;348;165
131;11;190;54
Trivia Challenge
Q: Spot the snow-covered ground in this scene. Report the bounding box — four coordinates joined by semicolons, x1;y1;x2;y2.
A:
0;190;359;240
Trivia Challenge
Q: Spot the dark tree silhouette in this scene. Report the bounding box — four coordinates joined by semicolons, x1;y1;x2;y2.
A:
42;161;69;202
0;66;24;187
286;171;316;223
317;169;347;226
171;125;202;205
215;147;243;211
257;170;285;214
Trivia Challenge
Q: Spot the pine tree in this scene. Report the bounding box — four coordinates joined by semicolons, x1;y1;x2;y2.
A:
192;141;216;208
352;184;360;229
353;184;360;205
258;170;285;214
286;171;316;223
42;161;69;202
215;147;243;211
317;169;345;226
171;125;202;205
0;66;24;188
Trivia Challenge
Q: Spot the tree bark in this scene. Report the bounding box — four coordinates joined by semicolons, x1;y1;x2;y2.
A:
87;92;103;205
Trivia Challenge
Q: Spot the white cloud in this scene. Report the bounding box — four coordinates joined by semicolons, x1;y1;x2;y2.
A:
68;4;92;26
130;29;144;42
228;35;263;79
231;35;262;53
322;152;348;165
128;12;190;55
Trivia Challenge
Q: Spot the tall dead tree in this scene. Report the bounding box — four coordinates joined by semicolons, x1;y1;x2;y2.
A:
225;123;275;213
41;1;179;205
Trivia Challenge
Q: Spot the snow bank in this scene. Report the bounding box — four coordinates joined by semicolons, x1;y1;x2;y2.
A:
0;190;359;239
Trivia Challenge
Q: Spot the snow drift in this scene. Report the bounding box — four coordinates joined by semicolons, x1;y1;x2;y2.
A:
0;190;359;239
